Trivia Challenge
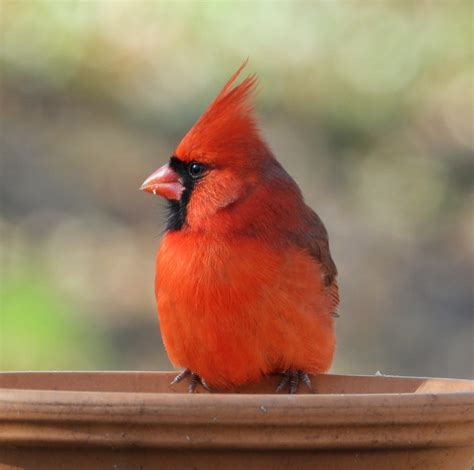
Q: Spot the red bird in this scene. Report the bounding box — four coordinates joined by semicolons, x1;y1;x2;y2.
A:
141;63;339;393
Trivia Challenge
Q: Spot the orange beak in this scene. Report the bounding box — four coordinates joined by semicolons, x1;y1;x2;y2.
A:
140;163;185;201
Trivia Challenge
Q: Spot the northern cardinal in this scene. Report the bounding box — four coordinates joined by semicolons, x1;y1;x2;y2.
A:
141;62;339;393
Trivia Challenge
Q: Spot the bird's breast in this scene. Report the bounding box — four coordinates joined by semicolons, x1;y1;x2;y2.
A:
154;230;334;388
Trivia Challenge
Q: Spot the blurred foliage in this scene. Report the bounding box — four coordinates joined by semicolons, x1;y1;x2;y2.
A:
1;265;112;369
0;1;472;377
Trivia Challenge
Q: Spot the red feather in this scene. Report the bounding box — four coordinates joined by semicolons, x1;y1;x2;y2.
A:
147;63;339;390
176;60;271;166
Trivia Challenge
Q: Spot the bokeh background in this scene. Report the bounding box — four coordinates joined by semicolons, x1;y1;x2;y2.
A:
1;1;473;379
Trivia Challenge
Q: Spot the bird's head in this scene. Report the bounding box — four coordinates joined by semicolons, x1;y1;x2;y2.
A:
141;61;274;230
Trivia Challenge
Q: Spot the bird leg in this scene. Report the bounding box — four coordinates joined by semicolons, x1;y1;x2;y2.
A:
170;368;210;393
276;370;313;394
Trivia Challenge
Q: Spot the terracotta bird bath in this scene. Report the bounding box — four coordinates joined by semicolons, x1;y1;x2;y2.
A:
0;371;473;469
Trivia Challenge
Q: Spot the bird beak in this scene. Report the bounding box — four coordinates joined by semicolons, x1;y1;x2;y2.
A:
140;163;184;200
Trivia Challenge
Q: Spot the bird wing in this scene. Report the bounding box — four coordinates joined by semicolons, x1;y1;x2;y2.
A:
296;208;340;317
245;164;340;316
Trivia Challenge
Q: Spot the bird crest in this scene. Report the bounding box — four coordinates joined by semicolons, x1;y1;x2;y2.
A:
175;61;271;164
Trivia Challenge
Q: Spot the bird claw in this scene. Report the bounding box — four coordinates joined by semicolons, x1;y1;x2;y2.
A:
276;370;312;394
200;377;211;391
301;372;312;388
170;368;191;385
171;369;211;393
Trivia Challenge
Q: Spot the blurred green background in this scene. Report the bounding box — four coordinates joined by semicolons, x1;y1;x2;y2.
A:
1;1;472;378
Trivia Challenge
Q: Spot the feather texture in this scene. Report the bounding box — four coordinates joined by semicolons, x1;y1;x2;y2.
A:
153;63;339;389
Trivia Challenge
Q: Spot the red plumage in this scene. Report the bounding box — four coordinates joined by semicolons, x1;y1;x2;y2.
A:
142;62;339;391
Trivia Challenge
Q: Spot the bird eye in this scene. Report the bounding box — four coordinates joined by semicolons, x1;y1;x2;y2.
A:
188;161;207;179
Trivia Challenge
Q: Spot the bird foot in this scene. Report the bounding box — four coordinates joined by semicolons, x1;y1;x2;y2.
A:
276;370;313;394
170;368;210;393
